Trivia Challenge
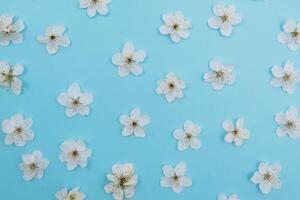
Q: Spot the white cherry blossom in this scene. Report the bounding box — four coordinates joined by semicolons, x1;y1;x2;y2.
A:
208;4;242;37
203;58;235;90
112;42;146;77
55;187;86;200
159;11;192;43
218;193;240;200
160;162;192;193
275;106;300;139
104;163;138;200
270;61;300;94
173;120;201;151
79;0;112;17
0;14;25;46
223;118;250;146
156;72;186;103
37;25;70;55
57;83;94;117
251;162;282;194
277;20;300;51
19;150;49;181
119;108;150;137
0;61;23;95
1;113;34;147
59;140;92;171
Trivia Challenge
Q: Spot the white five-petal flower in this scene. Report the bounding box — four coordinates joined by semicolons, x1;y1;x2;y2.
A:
79;0;112;17
203;58;235;91
119;108;150;138
217;193;240;200
19;150;49;181
223;118;250;146
1;113;34;147
156;72;186;103
0;14;25;46
173;120;201;151
55;187;86;200
57;83;94;117
160;162;192;193
277;20;300;51
104;163;138;200
251;162;282;194
59;140;92;171
37;25;70;55
275;106;300;139
208;4;242;37
159;11;192;43
0;61;23;95
270;61;300;94
112;42;146;77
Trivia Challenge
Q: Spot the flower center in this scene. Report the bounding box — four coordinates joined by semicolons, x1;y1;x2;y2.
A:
118;176;128;189
172;175;179;182
172;24;179;31
291;31;299;38
233;129;239;136
71;150;79;157
3;26;13;34
287;121;295;129
92;0;99;3
126;57;134;65
263;173;272;181
49;35;56;41
15;127;23;134
3;69;14;84
168;82;175;90
186;133;192;140
216;71;224;78
283;73;292;81
29;163;37;170
69;194;77;200
221;15;229;22
72;99;80;106
132;121;138;128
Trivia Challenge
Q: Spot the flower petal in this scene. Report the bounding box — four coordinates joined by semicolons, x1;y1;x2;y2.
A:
223;120;234;132
68;83;82;99
220;22;233;36
162;165;174;177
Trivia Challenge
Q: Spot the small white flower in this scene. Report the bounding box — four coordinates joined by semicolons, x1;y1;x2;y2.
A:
112;42;146;77
0;61;23;95
37;25;70;55
59;140;92;171
251;162;282;194
160;162;192;193
156;72;186;103
270;61;300;94
203;58;235;91
0;14;25;46
104;163;138;200
19;150;49;181
57;83;94;117
79;0;112;17
208;4;242;37
223;118;250;146
173;120;201;151
119;108;150;138
217;193;240;200
275;106;300;139
1;113;34;147
159;11;192;43
277;20;300;51
55;187;86;200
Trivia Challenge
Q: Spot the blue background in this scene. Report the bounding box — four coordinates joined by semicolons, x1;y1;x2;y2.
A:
1;0;300;199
